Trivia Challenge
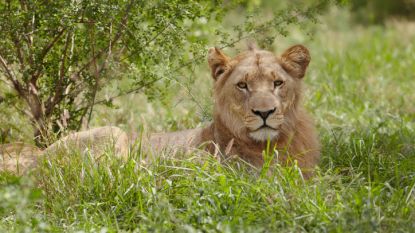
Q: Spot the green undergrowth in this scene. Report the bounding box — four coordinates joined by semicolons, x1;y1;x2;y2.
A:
1;122;414;232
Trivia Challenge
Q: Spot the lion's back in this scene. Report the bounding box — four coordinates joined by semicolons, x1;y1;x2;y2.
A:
0;142;42;174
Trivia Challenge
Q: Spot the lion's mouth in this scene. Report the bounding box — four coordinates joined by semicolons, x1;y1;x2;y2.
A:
255;124;278;131
250;121;279;132
248;126;280;141
244;116;283;141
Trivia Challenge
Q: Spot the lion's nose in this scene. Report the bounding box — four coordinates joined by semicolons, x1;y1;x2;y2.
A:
252;108;276;120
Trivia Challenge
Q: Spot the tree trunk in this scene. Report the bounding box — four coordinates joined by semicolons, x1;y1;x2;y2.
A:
25;93;48;148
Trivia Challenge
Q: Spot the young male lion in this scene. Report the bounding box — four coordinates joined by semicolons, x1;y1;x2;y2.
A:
1;44;320;176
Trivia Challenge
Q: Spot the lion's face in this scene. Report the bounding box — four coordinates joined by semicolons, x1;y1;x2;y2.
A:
208;45;310;142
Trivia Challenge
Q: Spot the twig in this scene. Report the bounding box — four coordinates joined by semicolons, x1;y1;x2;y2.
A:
86;25;99;128
0;53;25;95
11;35;26;72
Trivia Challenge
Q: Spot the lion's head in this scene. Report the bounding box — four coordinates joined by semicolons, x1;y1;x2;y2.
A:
208;44;310;142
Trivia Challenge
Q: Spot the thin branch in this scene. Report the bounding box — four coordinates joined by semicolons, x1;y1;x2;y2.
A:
11;35;26;71
45;31;72;117
63;45;125;101
0;54;15;81
60;32;71;81
31;27;67;82
120;20;170;62
12;101;32;119
85;24;99;128
18;0;35;66
69;33;118;81
0;53;25;95
89;79;156;106
38;28;66;62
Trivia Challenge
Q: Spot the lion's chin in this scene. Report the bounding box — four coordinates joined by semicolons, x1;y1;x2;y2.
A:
248;127;279;142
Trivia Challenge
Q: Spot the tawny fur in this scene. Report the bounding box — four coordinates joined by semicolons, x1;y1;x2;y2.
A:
1;143;42;174
1;127;129;175
1;45;320;176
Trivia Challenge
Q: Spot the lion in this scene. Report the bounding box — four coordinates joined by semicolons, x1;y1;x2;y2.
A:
1;44;320;177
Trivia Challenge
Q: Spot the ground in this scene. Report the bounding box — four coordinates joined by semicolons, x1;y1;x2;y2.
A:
1;7;415;233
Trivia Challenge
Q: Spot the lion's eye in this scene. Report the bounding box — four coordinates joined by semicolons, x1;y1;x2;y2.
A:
274;80;284;88
215;68;225;77
237;82;248;89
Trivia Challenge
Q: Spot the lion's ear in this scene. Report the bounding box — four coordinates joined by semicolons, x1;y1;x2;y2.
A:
280;45;310;79
208;47;229;80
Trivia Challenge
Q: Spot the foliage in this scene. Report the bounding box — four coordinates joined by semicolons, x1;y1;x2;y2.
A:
0;176;46;232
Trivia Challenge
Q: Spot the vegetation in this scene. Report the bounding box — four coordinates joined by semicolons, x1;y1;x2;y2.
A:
0;0;224;145
1;2;415;233
0;0;330;146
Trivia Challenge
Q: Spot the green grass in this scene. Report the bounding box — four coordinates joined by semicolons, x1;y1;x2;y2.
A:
1;8;415;232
